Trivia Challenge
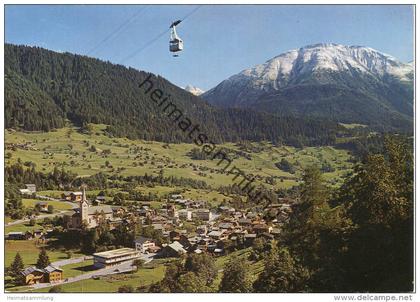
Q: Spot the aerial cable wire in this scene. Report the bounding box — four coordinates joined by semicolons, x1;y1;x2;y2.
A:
119;5;202;64
86;5;149;56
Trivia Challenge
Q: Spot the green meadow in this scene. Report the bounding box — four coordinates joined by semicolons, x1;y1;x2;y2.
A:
6;124;353;193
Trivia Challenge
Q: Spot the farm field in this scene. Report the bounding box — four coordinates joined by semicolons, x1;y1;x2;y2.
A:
5;240;82;267
22;198;74;211
59;260;96;278
6;220;47;233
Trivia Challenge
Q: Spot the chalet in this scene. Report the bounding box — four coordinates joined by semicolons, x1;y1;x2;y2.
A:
190;200;206;209
148;246;162;253
19;188;32;195
93;248;141;268
21;267;45;285
238;218;252;227
152;215;167;224
138;205;153;217
169;230;181;241
197;238;211;251
43;265;63;283
244;233;257;245
271;228;282;237
71;192;83;202
175;199;189;206
208;230;227;240
62;192;72;201
170;194;183;200
219;222;234;231
95;195;106;203
178;209;192;220
112;206;127;217
178;234;192;250
19;184;36;195
36;202;49;212
134;237;156;253
196;225;207;235
218;206;236;214
25;184;36;193
253;224;272;234
207;243;217;252
160;241;187;258
33;229;44;239
108;217;123;228
214;248;224;256
218;206;229;213
62;191;83;202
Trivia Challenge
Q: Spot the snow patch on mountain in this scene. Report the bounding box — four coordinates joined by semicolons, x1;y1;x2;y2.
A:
184;85;205;96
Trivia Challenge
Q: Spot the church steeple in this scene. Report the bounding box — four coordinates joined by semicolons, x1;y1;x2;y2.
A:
80;184;89;223
82;185;87;202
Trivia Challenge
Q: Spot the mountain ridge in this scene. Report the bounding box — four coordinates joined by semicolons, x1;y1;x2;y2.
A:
202;43;413;132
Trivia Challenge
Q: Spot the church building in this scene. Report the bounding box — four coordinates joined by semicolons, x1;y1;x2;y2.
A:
64;188;114;229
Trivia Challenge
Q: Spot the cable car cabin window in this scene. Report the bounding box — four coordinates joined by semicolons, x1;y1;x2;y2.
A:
170;39;183;52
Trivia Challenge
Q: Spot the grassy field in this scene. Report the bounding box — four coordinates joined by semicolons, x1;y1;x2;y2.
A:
5;240;82;267
59;260;96;278
6;221;46;233
6;124;353;193
22;198;74;211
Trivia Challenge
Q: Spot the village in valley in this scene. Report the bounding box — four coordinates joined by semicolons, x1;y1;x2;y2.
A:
5;181;293;291
4;123;354;292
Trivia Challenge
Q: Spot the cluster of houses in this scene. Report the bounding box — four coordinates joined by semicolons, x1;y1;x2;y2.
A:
6;229;52;241
129;194;295;258
10;188;296;286
20;265;63;285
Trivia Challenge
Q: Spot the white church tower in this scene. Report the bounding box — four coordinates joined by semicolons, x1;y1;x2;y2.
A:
80;185;89;224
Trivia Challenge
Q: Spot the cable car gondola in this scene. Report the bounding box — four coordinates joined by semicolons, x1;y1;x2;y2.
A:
169;20;183;56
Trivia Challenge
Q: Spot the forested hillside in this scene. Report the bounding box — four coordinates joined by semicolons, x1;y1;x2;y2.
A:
5;44;342;146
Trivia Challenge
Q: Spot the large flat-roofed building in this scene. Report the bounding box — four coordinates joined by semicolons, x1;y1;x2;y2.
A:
93;248;141;268
194;209;212;221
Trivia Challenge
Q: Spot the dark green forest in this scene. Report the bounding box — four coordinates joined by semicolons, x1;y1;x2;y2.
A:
5;44;342;146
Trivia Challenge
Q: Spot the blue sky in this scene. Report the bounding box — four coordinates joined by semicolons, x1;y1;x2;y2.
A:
5;5;414;90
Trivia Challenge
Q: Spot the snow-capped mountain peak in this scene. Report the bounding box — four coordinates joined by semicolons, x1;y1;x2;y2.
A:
227;43;413;91
184;85;205;96
202;43;413;130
